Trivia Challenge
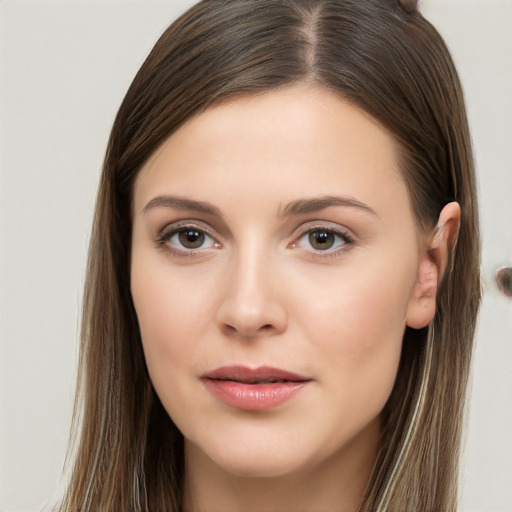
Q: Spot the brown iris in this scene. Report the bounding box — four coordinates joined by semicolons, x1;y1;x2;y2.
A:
308;230;335;250
178;228;205;249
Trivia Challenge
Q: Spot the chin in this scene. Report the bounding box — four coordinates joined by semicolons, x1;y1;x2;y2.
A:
212;451;308;479
187;433;316;479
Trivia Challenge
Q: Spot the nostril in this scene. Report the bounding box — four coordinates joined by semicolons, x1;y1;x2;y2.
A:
223;324;238;334
220;320;282;339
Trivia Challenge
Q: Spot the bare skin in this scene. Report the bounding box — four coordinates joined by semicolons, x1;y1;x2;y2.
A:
130;84;460;512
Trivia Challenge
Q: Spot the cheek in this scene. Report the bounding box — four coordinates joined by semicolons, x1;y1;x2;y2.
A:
130;256;213;394
298;262;411;342
132;249;217;332
292;254;415;404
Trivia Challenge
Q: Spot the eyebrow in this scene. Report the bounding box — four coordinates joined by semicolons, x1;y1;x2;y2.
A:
142;195;221;216
279;195;379;217
141;194;378;218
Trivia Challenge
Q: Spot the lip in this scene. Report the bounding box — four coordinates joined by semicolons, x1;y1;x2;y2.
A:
201;365;312;411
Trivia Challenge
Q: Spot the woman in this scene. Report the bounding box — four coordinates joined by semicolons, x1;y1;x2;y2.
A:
57;0;481;510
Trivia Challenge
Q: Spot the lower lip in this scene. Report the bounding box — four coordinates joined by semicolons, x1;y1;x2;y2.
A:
203;379;309;410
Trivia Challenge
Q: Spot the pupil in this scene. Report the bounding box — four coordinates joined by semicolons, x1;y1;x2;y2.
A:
309;230;334;250
179;229;204;248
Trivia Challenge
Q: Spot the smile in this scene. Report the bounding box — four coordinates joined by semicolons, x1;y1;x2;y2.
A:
201;365;312;411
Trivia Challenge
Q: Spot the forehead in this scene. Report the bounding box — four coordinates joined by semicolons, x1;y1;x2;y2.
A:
134;85;408;218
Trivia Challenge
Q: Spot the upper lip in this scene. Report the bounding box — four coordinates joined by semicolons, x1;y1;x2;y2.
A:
202;365;311;383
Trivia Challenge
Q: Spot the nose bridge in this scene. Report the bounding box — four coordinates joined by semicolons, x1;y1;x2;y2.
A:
217;235;287;337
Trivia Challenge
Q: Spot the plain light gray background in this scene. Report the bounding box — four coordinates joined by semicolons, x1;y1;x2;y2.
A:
1;1;511;511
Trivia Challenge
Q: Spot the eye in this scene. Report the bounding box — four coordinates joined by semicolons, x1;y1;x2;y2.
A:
296;227;353;253
158;224;219;253
307;230;336;250
174;228;209;249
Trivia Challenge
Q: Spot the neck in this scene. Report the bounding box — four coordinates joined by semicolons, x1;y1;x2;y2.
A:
182;419;380;512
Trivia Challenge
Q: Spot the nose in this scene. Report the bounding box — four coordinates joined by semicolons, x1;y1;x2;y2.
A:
216;248;288;339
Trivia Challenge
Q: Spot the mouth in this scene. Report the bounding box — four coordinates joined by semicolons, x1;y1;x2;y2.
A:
204;365;310;383
201;365;312;410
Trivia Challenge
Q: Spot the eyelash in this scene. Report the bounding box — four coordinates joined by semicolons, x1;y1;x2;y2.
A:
155;223;355;258
291;225;355;258
156;222;220;257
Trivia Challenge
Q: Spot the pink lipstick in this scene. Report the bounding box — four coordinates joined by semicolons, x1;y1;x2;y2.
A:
202;365;311;410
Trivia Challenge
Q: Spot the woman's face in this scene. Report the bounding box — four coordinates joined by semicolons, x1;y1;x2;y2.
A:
131;85;431;480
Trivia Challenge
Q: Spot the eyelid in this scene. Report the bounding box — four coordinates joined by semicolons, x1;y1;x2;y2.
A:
289;221;355;256
291;220;355;239
156;221;222;255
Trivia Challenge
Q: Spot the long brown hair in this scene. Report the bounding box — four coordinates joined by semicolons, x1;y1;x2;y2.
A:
57;1;481;510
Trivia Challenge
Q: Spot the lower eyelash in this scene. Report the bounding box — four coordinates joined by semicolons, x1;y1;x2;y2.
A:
155;224;218;256
154;224;354;259
155;236;207;258
298;228;355;257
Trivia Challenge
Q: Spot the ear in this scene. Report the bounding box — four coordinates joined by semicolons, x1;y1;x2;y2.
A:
406;202;461;329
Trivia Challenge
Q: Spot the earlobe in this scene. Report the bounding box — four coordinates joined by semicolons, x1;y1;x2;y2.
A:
406;202;461;330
